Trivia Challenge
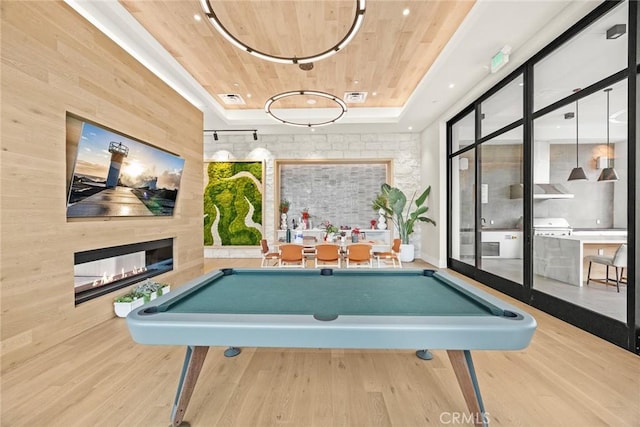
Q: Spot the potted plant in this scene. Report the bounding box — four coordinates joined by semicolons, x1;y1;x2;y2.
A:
279;199;290;214
372;183;436;262
113;291;145;317
321;220;339;241
114;281;171;317
134;280;171;302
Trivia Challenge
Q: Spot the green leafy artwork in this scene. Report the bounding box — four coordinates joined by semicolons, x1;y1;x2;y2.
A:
204;161;263;246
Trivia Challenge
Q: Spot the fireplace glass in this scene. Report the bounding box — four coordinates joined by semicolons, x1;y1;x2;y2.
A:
74;238;173;304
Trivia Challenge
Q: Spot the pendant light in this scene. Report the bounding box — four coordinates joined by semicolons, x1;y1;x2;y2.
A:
598;88;619;182
568;95;587;181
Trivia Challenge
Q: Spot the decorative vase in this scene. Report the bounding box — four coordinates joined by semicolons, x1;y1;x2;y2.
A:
377;209;387;229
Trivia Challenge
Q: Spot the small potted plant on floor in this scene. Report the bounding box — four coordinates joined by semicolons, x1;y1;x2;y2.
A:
134;280;171;302
113;291;145;318
114;281;171;317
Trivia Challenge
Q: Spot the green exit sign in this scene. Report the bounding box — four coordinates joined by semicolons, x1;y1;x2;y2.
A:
490;46;511;74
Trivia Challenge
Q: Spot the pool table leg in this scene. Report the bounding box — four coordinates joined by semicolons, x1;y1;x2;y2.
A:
224;346;241;357
416;349;433;360
447;350;487;427
170;346;209;427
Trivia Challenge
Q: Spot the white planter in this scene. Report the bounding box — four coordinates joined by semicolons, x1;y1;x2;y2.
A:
113;297;144;318
399;243;415;263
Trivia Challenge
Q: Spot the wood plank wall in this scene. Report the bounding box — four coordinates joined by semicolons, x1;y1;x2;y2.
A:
0;1;204;371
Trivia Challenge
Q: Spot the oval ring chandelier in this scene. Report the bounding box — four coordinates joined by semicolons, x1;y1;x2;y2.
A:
199;0;366;65
264;91;347;128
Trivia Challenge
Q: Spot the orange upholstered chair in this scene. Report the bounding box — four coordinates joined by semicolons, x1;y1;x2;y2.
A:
346;243;372;268
314;244;341;268
374;238;402;268
260;239;280;267
278;244;305;268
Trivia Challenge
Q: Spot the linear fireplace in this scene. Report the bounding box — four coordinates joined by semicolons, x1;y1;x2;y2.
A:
74;238;173;305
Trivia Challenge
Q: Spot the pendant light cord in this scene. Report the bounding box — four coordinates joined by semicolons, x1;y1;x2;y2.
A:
606;88;611;167
575;100;579;168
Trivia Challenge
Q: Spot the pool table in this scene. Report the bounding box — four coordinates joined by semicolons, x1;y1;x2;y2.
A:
127;268;536;427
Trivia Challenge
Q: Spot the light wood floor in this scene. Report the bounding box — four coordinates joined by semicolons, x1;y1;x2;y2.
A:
2;258;639;426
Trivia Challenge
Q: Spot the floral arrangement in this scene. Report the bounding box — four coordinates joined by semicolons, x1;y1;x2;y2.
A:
352;227;361;234
370;219;377;229
301;208;311;219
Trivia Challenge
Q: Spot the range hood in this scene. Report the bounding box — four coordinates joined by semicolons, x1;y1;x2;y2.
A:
509;142;575;199
509;183;575;199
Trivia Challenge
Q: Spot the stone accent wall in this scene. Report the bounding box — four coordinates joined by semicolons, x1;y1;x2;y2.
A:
280;163;387;230
204;133;422;258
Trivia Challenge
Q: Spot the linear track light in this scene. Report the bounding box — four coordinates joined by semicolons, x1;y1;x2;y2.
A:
204;129;258;141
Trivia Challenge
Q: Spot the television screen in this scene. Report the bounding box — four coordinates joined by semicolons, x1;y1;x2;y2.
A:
66;114;185;218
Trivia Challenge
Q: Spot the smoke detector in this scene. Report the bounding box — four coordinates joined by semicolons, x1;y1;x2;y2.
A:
218;93;246;105
343;91;368;104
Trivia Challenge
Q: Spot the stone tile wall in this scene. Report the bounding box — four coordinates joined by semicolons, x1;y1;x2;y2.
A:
280;163;386;230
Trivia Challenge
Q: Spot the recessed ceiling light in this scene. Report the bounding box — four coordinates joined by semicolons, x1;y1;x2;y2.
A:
402;8;410;16
372;92;377;96
353;80;359;85
246;93;252;98
448;83;455;89
311;128;316;132
233;82;240;87
408;126;413;130
194;14;202;21
307;99;317;105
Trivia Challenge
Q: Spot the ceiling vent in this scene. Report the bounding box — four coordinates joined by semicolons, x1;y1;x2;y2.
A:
218;93;246;105
344;91;368;104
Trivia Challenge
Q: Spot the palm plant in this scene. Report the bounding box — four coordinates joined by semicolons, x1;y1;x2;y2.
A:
372;183;436;244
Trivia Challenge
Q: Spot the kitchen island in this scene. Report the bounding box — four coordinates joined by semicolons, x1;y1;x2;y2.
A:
534;232;627;287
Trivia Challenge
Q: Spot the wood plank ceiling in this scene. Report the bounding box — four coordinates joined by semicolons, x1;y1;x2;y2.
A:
120;0;475;111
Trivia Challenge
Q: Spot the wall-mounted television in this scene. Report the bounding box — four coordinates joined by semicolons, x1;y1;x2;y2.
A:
66;114;185;218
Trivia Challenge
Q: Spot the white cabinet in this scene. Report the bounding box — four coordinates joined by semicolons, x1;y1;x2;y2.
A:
276;229;391;245
361;229;391;244
276;229;324;243
481;231;523;259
